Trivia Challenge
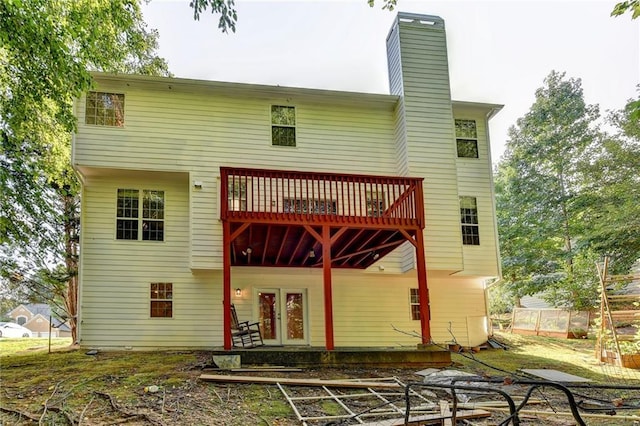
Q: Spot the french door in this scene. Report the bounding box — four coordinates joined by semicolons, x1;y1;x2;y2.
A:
256;289;308;345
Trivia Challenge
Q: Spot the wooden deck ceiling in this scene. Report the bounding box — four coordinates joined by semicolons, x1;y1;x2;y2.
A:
220;167;425;269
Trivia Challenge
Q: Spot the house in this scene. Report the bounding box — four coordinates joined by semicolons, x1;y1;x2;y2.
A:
7;304;72;338
72;13;502;350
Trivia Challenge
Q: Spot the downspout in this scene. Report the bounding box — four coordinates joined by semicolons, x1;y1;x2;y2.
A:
484;105;504;337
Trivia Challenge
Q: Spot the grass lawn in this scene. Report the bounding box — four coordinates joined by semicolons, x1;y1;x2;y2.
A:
0;337;73;355
454;332;640;383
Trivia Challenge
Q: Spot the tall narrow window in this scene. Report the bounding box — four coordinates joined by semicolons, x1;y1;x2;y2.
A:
85;92;125;127
142;190;165;241
410;289;421;320
460;196;480;245
271;105;296;146
116;189;164;241
116;189;139;240
455;119;478;158
150;283;173;318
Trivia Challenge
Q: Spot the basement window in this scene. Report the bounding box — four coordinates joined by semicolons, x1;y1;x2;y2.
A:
410;289;420;320
460;196;480;245
455;119;478;158
85;92;125;127
271;105;296;146
150;283;173;318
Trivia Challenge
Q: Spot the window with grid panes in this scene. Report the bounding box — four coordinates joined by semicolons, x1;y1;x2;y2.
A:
271;105;296;146
455;119;478;158
85;92;125;127
228;179;247;211
460;196;480;245
366;190;385;217
150;283;172;318
283;198;337;214
116;189;164;241
410;289;420;320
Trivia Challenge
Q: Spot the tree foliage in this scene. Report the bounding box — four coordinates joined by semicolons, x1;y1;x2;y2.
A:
611;0;640;19
0;0;168;341
190;0;237;33
496;72;640;310
188;0;399;33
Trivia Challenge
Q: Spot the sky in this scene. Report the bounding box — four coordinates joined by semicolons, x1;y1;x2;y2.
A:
141;0;639;163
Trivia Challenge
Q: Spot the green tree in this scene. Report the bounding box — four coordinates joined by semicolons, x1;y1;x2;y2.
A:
575;93;640;274
0;0;169;341
495;71;600;310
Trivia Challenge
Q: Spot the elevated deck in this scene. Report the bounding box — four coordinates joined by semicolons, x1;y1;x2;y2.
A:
220;167;431;350
220;167;424;268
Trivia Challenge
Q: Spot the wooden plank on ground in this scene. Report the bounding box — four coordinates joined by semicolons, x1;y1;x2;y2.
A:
520;369;591;382
230;368;303;372
439;400;453;426
199;374;401;389
359;409;491;425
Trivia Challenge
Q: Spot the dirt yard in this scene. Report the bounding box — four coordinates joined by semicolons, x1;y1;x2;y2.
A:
1;334;639;425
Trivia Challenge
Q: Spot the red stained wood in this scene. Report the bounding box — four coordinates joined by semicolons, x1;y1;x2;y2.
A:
219;166;432;347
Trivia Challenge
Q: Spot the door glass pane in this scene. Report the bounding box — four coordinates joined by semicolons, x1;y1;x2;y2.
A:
285;292;304;340
258;292;277;340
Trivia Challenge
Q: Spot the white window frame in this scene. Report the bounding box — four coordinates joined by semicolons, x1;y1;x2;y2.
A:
116;189;165;241
460;196;480;245
271;105;296;147
409;288;420;321
150;282;173;318
85;91;125;127
455;119;478;158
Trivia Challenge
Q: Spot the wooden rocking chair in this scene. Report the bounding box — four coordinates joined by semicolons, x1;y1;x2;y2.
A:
230;304;264;348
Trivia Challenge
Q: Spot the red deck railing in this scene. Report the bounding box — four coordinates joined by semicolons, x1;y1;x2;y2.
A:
220;167;424;228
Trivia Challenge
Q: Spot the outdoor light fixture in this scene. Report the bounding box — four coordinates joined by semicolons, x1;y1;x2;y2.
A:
242;247;252;256
372;252;380;260
193;180;203;189
235;288;242;297
309;250;315;258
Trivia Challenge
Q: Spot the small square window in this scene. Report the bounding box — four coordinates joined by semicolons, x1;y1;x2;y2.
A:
271;105;296;146
85;92;125;127
455;119;478;158
150;283;173;318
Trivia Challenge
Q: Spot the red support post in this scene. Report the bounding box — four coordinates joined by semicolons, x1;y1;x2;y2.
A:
322;225;335;350
223;221;232;350
415;229;431;344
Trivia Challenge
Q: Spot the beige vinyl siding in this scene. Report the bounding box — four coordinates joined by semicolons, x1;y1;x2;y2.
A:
230;268;432;347
387;17;463;272
453;108;500;277
75;80;402;270
232;269;489;347
79;171;226;348
386;27;414;271
428;273;488;347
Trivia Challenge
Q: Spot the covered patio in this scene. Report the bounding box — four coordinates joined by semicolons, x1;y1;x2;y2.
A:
220;167;431;350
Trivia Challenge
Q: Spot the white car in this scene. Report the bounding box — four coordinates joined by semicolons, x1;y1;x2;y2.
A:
0;322;33;338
